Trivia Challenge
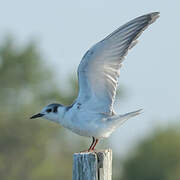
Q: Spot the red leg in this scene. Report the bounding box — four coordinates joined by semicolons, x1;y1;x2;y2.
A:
88;137;95;151
91;139;99;150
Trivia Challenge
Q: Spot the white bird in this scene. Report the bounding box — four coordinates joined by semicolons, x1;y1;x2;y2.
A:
30;12;159;151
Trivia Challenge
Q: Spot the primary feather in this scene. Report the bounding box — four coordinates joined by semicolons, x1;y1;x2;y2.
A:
77;12;159;114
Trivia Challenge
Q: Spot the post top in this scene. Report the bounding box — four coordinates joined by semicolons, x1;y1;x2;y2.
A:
73;148;112;180
74;149;112;155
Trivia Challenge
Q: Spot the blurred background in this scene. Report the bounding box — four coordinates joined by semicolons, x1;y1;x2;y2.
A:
0;0;180;179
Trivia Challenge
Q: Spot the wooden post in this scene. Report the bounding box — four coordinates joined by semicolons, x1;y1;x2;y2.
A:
73;149;112;180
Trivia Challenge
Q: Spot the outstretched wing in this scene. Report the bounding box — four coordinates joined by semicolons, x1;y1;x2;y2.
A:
77;12;159;114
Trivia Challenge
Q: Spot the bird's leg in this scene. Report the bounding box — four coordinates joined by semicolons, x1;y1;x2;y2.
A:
88;137;95;152
91;139;99;150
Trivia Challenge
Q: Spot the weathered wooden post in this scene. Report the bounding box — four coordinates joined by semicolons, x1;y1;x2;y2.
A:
73;149;112;180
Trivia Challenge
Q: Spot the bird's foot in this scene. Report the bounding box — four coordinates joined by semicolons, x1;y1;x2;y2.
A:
79;150;90;153
79;149;96;153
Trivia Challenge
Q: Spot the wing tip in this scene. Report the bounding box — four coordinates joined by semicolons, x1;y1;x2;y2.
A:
149;12;160;24
135;108;144;115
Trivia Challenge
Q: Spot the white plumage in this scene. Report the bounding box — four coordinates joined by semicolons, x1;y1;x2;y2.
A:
31;12;159;151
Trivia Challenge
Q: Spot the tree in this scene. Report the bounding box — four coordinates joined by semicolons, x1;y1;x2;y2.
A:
0;36;79;180
121;125;180;180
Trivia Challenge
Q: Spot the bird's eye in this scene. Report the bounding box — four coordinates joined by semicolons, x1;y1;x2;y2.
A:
46;109;52;113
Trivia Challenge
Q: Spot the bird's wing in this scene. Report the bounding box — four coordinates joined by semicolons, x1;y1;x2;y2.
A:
77;12;159;114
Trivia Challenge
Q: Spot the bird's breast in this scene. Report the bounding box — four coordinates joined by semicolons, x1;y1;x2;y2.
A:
61;106;111;138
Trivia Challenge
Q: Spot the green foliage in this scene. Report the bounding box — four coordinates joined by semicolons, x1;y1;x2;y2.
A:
121;126;180;180
0;37;79;180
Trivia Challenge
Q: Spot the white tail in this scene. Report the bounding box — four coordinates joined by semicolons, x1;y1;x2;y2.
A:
109;109;143;128
121;109;143;119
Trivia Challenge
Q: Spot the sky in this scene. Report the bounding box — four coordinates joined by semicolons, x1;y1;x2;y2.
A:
0;0;179;154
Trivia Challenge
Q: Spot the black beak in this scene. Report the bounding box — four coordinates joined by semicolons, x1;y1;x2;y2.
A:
30;113;44;119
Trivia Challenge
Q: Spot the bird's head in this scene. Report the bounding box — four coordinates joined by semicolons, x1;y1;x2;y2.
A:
30;103;64;123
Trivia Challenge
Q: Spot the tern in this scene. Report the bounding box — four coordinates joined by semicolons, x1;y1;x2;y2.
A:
31;12;159;151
